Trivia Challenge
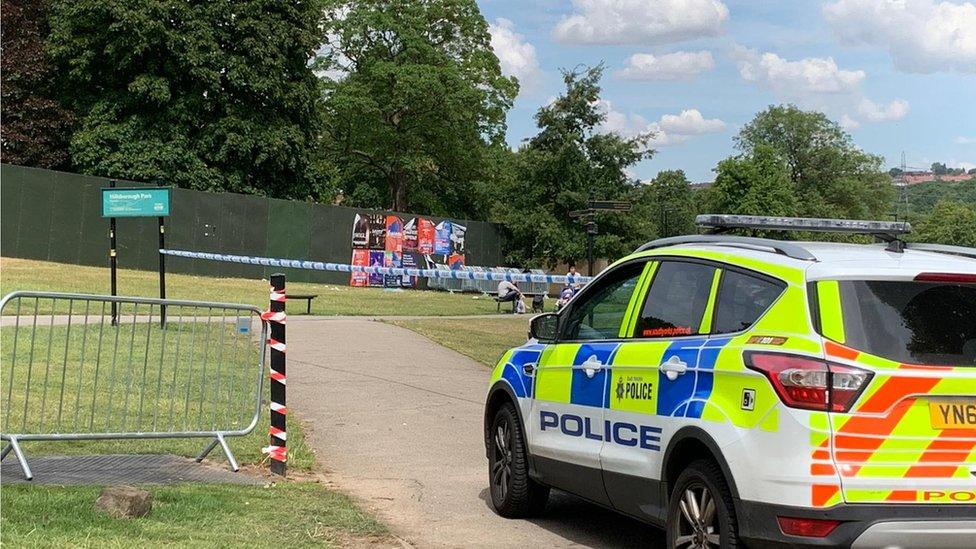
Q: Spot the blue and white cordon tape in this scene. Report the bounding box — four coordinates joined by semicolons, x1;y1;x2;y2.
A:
160;249;592;285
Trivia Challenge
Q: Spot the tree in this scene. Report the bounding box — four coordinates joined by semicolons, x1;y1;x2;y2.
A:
931;162;948;175
735;105;892;220
47;0;329;199
888;167;903;177
706;145;797;227
914;200;976;247
645;170;696;237
319;0;517;215
1;0;74;169
493;65;654;267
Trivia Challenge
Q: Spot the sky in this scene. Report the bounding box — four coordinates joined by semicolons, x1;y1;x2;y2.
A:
479;0;976;183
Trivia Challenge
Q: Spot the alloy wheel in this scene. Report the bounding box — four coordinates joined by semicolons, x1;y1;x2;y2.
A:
490;418;513;502
674;483;720;548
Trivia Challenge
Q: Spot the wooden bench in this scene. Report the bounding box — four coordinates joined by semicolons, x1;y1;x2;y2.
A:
493;292;545;313
288;294;318;314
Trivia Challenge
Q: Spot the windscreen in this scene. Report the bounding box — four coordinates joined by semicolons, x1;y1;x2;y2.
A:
834;280;976;367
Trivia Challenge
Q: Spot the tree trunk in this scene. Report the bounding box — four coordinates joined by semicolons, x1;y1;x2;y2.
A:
391;170;408;212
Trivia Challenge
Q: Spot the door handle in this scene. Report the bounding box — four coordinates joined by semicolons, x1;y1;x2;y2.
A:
660;355;688;381
581;355;604;379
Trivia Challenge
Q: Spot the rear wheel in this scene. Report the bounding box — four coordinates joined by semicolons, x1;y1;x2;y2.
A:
488;402;549;517
666;459;738;549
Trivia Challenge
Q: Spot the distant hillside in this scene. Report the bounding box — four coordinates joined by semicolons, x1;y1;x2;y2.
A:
897;177;976;216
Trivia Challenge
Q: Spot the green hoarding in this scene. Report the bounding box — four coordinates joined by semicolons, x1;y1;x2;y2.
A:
102;187;171;217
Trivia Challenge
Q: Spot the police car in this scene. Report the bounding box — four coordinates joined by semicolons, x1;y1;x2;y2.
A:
484;215;976;548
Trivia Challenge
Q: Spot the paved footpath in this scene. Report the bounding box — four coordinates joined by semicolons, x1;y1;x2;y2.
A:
289;317;663;548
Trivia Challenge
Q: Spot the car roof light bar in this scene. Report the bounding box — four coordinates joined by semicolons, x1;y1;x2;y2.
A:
695;214;911;240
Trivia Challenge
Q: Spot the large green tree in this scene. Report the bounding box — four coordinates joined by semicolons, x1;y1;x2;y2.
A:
319;0;517;216
707;145;797;221
494;65;654;267
643;170;697;237
735;105;892;220
1;0;74;169
914;200;976;247
47;0;329;198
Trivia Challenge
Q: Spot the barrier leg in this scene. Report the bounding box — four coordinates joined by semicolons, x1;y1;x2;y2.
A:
196;437;219;462
5;437;33;480
216;433;239;472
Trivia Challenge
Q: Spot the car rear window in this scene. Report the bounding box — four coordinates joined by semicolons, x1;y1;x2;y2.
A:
825;280;976;367
712;270;785;334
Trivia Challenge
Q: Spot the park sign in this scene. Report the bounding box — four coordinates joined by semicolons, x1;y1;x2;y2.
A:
101;187;170;217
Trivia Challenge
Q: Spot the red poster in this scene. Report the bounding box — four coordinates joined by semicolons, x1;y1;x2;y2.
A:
385;215;404;253
448;253;465;270
350;249;369;287
417;218;435;254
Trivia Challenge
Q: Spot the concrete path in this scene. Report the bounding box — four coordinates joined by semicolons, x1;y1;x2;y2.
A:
289;317;663;548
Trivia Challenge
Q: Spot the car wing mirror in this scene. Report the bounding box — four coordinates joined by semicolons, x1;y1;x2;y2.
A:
529;313;559;343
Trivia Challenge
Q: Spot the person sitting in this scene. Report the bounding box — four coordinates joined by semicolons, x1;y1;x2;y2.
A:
497;280;522;314
555;284;575;312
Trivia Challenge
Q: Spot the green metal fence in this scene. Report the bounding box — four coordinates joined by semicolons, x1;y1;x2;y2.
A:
0;164;506;283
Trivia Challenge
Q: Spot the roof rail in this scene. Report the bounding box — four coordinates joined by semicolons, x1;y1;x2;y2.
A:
905;243;976;261
635;235;817;261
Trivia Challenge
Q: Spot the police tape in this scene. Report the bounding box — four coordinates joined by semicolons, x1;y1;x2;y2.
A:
159;249;592;285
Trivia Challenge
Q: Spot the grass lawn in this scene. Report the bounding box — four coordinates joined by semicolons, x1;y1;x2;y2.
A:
1;257;501;316
0;482;387;548
390;315;532;366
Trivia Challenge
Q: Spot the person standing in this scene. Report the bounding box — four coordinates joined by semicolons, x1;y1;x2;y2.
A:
567;265;582;290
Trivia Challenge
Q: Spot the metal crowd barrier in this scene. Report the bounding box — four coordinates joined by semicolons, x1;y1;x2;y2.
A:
0;291;268;480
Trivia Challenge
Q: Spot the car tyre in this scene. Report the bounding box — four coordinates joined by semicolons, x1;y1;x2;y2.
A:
488;402;549;517
666;459;738;549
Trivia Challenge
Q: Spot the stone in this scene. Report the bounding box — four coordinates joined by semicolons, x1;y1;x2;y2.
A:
94;485;153;518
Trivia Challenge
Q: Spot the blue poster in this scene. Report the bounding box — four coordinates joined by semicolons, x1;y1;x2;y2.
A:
368;250;385;286
434;221;452;255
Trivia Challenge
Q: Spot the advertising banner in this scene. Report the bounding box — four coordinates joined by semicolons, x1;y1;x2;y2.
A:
400;252;420;288
403;218;419;252
350;249;369;286
366;214;386;249
448;253;466;270
417;218;435;254
383;251;402;288
385;215;404;253
450;223;467;255
352;214;370;248
434;221;452;255
368;250;385;286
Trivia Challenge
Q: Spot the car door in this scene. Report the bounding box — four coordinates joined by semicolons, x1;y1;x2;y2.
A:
528;260;649;506
601;259;721;522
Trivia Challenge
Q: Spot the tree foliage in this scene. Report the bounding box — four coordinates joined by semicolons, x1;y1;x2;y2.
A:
707;145;796;225
319;0;517;216
493;65;654;267
46;0;329;199
734;105;892;220
643;170;698;237
1;0;74;169
914;200;976;247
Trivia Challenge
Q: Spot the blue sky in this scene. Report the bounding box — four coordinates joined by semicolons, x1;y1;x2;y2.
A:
480;0;976;182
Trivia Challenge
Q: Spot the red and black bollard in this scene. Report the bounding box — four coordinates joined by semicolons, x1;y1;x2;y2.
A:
263;273;287;476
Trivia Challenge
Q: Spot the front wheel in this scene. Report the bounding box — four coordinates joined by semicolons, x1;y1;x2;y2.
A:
488;402;549;517
666;459;738;549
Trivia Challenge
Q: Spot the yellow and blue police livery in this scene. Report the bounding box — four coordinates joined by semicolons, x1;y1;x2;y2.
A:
485;215;976;549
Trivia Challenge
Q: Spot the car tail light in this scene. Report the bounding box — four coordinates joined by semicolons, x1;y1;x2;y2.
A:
914;272;976;283
744;352;873;412
777;516;841;537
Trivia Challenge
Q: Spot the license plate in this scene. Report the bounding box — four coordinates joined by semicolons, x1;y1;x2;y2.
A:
929;400;976;429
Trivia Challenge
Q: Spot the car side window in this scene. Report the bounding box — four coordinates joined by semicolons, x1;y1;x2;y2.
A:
711;270;785;334
562;262;645;341
635;261;716;338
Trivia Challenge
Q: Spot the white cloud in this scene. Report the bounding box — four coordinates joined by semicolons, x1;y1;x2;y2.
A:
489;18;542;94
617;51;715;80
948;160;976;171
553;0;729;45
732;46;864;95
858;98;910;122
731;45;908;128
956;136;976;145
823;0;976;74
659;109;726;135
595;101;725;146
